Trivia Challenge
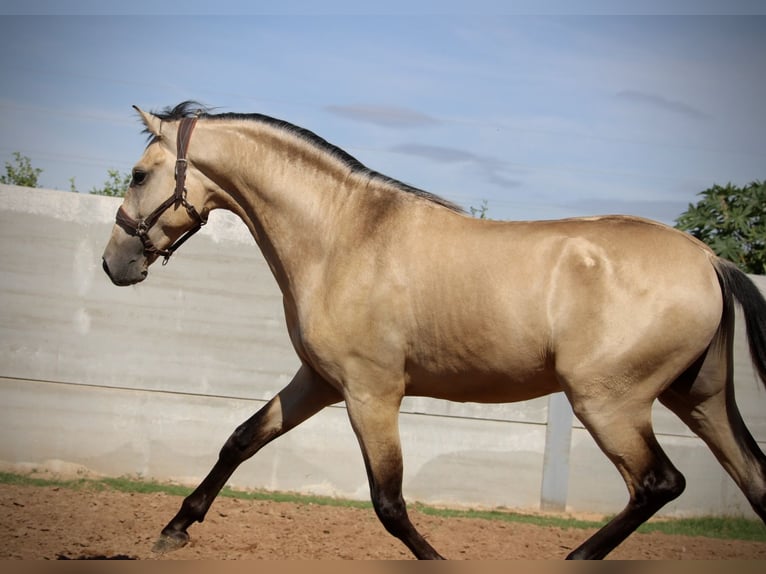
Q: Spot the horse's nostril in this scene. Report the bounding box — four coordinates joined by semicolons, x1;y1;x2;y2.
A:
102;258;112;278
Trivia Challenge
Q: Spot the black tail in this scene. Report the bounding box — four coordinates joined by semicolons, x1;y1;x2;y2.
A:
714;258;766;387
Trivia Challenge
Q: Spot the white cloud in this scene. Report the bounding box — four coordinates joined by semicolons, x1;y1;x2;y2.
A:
390;143;523;189
325;105;442;128
615;89;709;120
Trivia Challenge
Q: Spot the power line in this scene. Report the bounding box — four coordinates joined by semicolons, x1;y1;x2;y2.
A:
0;102;136;127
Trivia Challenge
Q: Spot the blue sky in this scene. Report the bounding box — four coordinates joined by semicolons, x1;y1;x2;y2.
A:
0;2;764;224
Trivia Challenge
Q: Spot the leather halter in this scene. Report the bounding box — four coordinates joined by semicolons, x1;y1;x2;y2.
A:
115;116;208;265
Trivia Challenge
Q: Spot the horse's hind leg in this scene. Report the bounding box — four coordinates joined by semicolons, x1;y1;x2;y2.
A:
154;365;341;552
344;392;444;559
660;359;766;522
565;395;686;559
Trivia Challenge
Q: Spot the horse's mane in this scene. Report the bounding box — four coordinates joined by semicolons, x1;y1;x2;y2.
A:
150;101;465;214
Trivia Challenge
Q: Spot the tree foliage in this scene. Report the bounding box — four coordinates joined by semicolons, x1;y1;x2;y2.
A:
0;152;42;187
90;169;130;198
675;181;765;274
470;199;489;219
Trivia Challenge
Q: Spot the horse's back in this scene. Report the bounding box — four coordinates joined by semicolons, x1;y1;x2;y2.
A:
398;212;723;402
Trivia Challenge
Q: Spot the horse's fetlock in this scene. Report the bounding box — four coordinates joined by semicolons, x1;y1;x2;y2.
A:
372;496;408;535
180;495;209;524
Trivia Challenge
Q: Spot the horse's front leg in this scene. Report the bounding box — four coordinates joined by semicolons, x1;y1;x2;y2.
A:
345;388;444;559
153;364;341;552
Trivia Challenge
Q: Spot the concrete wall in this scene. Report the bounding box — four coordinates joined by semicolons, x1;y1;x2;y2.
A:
1;184;764;518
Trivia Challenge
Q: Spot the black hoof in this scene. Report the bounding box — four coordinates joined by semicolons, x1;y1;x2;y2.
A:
152;530;190;554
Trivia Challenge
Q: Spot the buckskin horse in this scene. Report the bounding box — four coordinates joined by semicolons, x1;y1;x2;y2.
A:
101;102;766;559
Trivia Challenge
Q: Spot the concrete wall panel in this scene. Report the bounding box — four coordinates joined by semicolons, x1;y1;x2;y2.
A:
1;184;764;518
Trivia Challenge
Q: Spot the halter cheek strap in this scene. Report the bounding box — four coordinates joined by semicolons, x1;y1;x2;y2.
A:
115;116;208;265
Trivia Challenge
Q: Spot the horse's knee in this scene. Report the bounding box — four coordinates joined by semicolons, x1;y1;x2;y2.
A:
219;403;281;463
220;421;264;463
219;430;248;464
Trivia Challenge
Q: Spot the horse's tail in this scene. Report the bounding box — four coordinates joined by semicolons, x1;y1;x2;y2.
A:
713;257;766;388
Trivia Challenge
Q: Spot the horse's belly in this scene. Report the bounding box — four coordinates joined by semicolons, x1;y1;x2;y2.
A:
404;364;560;404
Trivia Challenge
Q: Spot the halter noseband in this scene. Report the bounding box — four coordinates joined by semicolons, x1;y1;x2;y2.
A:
115;116;208;265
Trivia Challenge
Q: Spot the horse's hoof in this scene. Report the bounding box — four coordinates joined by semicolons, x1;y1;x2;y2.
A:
152;530;189;554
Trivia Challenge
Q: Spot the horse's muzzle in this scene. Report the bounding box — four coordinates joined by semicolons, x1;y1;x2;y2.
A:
102;256;148;286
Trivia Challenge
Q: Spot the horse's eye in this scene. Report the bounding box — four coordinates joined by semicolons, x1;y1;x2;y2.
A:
131;170;147;186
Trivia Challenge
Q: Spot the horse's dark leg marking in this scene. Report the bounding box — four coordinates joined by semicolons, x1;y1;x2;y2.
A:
154;366;340;552
567;451;685;559
345;394;444;560
565;400;685;560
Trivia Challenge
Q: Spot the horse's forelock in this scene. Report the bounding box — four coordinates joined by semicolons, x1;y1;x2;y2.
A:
154;101;212;121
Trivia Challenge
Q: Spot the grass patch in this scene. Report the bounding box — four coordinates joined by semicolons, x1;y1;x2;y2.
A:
0;470;94;490
99;476;195;498
636;515;766;541
412;503;598;530
1;471;763;542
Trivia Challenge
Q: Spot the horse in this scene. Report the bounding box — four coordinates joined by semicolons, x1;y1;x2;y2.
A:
101;101;766;559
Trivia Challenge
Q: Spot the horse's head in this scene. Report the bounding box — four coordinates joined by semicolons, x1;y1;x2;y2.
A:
102;106;211;286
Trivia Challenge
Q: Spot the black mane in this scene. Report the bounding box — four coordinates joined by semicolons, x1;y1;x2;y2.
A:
148;101;465;214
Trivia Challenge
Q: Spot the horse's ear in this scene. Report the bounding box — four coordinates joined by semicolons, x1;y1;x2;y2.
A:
133;105;162;138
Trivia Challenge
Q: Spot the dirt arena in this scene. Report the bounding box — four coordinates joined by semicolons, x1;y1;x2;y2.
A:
1;482;765;560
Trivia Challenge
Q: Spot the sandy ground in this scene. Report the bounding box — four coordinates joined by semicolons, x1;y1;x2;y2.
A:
1;482;765;560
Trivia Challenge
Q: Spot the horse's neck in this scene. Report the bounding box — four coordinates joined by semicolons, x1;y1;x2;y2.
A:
199;120;362;296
